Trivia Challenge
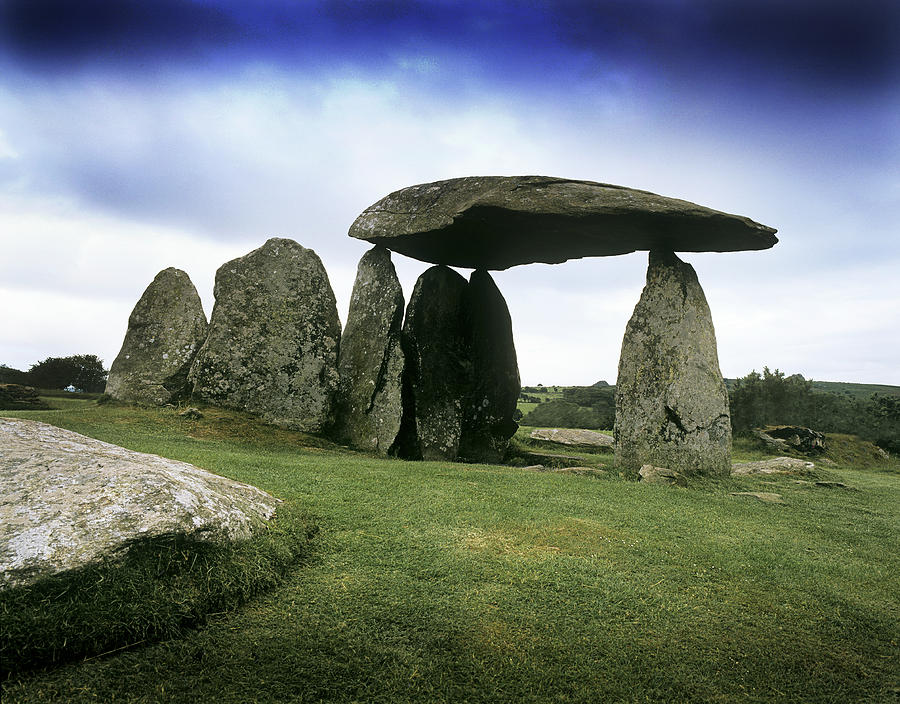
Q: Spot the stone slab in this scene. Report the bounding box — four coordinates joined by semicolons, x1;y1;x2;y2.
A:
350;176;777;270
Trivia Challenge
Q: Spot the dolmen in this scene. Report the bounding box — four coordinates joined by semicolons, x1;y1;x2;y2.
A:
350;175;776;475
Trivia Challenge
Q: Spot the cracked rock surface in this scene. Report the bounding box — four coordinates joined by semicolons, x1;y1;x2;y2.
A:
615;250;731;476
0;418;280;590
189;238;341;432
106;267;208;405
334;246;405;454
349;176;777;270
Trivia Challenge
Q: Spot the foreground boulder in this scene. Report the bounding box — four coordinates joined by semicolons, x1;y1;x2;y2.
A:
615;250;731;476
106;267;208;405
335;246;405;454
459;270;520;463
189;238;341;432
0;384;49;410
530;428;615;448
0;418;280;590
397;265;471;461
350;176;777;270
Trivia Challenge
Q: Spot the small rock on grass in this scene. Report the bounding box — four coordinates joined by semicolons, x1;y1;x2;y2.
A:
731;457;814;475
638;464;686;486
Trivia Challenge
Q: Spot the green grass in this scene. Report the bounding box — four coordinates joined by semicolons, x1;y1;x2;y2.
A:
2;402;899;703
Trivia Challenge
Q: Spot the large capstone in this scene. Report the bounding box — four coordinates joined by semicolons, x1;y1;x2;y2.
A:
459;270;520;463
350;176;777;270
335;246;405;454
188;238;341;432
614;250;731;476
0;418;280;590
105;267;208;405
397;265;472;461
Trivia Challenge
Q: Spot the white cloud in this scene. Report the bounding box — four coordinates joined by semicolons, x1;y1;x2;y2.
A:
0;64;898;389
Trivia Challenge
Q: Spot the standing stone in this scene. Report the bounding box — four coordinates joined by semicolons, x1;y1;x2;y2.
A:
335;246;405;454
398;265;472;461
459;270;520;463
615;250;731;476
188;238;340;432
106;268;208;405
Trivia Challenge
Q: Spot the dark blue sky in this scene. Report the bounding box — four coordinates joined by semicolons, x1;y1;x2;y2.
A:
3;0;897;95
0;0;898;384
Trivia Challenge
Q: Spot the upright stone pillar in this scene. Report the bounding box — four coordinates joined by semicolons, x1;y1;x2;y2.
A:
398;265;471;461
106;268;208;405
335;246;405;454
459;270;520;463
614;250;731;476
188;238;341;432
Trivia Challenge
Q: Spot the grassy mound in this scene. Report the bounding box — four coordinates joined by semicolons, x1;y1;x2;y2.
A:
1;503;316;674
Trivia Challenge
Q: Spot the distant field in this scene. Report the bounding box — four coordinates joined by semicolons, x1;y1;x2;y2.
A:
2;400;898;703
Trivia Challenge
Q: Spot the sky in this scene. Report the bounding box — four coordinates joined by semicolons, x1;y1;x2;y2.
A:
0;0;898;386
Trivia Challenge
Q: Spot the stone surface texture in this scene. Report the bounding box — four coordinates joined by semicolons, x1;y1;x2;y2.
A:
529;428;615;447
350;176;777;270
105;268;208;405
188;238;341;432
615;250;732;476
459;270;520;463
0;418;280;590
335;246;405;454
638;464;686;486
397;265;472;461
731;457;815;475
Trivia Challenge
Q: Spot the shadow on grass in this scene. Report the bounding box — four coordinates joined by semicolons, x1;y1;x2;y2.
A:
1;503;317;676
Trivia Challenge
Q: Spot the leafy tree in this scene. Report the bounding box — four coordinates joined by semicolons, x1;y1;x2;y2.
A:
0;364;30;384
27;355;109;393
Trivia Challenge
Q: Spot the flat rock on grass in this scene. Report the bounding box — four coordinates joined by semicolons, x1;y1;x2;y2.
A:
729;492;785;504
731;457;815;475
0;418;280;590
530;428;614;448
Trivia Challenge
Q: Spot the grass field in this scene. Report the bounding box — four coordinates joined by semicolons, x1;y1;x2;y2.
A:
2;400;899;703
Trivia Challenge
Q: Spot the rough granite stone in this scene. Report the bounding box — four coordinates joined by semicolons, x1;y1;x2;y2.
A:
731;457;815;475
188;238;341;432
0;418;280;590
529;428;615;448
459;270;520;463
397;265;471;461
615;250;731;476
349;176;777;270
335;246;405;454
638;464;686;486
105;267;208;405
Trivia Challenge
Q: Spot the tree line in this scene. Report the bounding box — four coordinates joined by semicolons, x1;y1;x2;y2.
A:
0;355;109;393
520;368;899;453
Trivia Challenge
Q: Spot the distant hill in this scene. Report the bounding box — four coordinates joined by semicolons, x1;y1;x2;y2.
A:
723;378;900;400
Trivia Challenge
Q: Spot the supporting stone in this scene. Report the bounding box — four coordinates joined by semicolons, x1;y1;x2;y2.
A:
614;250;731;476
106;267;208;405
397;265;471;461
335;246;405;454
188;238;341;432
459;270;520;463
